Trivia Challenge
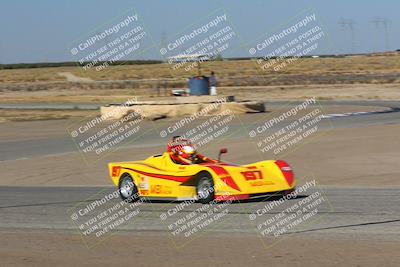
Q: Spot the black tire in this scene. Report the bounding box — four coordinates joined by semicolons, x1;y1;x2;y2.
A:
196;173;214;204
118;174;139;203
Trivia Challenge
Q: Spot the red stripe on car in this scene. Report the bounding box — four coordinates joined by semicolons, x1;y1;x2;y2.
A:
122;167;192;183
204;165;241;192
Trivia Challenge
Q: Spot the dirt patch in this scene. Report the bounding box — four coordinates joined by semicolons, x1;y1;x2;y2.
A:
0;109;93;122
1;230;398;267
58;72;94;83
0;83;399;105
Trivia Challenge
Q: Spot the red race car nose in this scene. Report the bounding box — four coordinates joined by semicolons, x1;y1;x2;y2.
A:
275;160;294;186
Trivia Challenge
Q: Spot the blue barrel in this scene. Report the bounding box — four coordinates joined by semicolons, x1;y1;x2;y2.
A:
188;76;210;95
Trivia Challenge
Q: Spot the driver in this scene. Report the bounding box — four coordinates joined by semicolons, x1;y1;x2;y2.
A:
168;137;215;165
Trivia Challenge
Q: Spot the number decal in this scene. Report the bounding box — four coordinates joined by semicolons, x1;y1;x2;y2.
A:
241;171;263;181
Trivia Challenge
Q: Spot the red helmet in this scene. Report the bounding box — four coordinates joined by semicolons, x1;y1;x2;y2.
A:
168;137;197;164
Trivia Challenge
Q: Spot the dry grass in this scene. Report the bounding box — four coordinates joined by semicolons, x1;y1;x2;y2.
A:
1;53;400;84
0;52;399;108
0;109;93;122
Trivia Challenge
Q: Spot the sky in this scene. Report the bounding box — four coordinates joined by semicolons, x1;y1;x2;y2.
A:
0;0;398;63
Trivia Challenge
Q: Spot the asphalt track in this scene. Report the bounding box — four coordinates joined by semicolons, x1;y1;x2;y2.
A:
1;100;400;162
0;186;399;241
0;100;399;241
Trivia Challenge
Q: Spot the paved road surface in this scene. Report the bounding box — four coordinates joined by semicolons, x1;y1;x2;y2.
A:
1;100;399;161
0;186;399;241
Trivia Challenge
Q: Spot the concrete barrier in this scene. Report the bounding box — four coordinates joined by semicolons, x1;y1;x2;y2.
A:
100;97;265;120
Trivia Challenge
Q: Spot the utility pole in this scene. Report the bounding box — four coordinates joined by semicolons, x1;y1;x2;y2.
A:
371;17;391;51
381;18;391;51
160;31;167;62
339;18;357;54
371;16;381;52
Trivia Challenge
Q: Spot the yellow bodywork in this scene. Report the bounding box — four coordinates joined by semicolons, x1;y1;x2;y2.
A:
108;152;295;200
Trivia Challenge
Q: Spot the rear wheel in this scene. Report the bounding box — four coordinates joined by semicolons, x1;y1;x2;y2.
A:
118;174;139;203
196;173;214;204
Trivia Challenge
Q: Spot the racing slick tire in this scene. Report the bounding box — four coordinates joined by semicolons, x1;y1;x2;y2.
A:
196;173;214;204
118;174;139;203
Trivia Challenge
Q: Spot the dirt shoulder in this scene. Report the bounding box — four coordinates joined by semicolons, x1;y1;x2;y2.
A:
1;84;399;105
0;103;391;123
1;230;398;267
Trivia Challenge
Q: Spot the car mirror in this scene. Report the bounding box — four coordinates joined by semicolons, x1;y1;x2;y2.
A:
218;148;228;162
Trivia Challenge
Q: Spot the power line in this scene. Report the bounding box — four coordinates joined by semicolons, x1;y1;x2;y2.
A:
339;18;357;54
371;16;391;51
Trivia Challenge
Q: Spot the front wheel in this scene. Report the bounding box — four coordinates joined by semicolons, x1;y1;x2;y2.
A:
196;173;214;204
118;174;139;203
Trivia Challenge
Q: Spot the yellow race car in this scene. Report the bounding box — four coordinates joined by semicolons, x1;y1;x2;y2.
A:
108;138;295;203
